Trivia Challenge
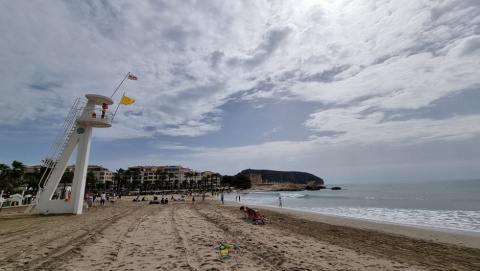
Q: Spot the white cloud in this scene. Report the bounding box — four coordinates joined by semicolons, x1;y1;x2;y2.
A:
1;0;480;182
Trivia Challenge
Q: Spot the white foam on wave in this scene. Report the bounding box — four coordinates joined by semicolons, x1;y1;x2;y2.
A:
304;206;480;233
280;192;308;198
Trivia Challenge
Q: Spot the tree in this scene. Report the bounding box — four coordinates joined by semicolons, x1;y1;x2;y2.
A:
132;169;141;190
60;170;74;199
212;173;221;190
124;169;133;190
23;166;42;192
105;180;113;191
0;163;12;190
194;172;200;189
115;168;125;192
185;172;192;189
0;161;27;191
11;161;26;187
222;175;251;189
157;171;167;191
174;176;179;191
167;173;175;191
86;170;97;191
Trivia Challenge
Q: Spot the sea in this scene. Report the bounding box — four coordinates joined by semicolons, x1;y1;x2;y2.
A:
223;179;480;235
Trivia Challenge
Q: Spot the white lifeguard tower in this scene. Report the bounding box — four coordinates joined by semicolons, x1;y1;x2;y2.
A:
26;94;114;215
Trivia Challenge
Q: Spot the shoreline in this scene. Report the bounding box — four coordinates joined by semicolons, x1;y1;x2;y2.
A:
231;187;480;241
220;198;480;249
1;196;479;270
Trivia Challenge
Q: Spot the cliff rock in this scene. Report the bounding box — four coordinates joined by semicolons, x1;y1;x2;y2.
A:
238;169;324;185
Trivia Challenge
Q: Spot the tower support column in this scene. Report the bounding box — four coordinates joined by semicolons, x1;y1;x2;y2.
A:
72;125;93;214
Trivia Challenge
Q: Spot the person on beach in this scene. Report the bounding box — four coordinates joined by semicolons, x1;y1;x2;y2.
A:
100;192;106;205
192;196;195;204
87;195;93;209
279;196;282;207
221;193;224;204
101;103;108;119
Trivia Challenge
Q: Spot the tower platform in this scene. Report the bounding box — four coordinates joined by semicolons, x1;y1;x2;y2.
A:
76;94;114;128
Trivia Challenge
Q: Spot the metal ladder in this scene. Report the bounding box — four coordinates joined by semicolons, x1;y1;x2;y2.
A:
24;98;87;214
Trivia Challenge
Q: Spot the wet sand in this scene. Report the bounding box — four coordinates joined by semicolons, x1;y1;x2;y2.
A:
0;196;479;271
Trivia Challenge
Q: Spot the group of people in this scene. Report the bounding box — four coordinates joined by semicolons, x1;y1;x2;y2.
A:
145;196;171;204
84;192;118;209
139;193;199;204
240;205;266;225
91;103;109;119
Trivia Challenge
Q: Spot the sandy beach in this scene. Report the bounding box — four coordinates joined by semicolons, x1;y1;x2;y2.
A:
1;196;479;271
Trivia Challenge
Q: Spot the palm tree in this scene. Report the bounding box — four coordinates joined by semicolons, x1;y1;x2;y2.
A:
212;173;221;191
86;170;97;191
60;170;74;199
202;175;210;193
185;172;193;189
125;169;133;190
0;161;27;191
173;174;179;191
194;172;200;189
10;160;26;189
106;180;113;191
167;173;175;191
0;163;12;190
115;168;125;192
24;166;42;192
158;171;167;191
132;169;141;190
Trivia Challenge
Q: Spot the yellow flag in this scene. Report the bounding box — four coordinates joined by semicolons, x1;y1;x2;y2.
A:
120;95;135;105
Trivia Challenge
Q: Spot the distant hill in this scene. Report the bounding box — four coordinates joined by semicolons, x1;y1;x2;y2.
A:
238;169;324;185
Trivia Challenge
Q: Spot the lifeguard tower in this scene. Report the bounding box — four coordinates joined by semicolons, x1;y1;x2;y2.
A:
26;94;115;215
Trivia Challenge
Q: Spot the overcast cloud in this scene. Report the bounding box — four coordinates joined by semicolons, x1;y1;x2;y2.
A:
1;0;479;183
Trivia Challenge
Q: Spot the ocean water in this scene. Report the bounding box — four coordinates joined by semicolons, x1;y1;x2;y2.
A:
224;179;480;234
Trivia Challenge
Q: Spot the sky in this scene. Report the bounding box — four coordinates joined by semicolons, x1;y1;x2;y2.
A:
1;0;479;184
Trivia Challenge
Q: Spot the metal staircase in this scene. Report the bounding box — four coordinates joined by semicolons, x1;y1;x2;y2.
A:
24;98;87;214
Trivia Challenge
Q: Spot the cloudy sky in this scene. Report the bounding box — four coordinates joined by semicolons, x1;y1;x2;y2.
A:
1;0;479;184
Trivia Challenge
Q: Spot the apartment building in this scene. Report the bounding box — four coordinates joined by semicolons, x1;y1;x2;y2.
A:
122;165;220;191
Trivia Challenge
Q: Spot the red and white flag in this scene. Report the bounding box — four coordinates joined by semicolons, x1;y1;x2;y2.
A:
128;74;138;80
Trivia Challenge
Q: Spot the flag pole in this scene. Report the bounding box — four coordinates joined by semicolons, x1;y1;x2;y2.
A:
110;72;130;98
111;92;125;122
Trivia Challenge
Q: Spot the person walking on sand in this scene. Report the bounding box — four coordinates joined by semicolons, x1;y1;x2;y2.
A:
192;196;195;204
220;192;224;204
279;196;282;207
100;192;106;205
87;195;94;209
